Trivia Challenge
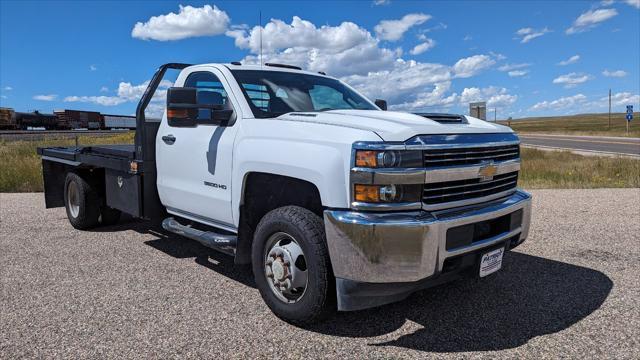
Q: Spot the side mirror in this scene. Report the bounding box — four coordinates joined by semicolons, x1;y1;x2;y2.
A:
167;87;198;127
375;99;387;111
166;87;235;127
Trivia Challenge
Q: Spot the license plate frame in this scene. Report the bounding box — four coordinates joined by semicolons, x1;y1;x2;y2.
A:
479;247;505;277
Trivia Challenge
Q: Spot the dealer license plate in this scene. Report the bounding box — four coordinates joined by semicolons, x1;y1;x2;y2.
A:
479;247;504;277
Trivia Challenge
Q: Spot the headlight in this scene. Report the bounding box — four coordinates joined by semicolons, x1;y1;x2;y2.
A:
354;184;422;203
355;150;422;168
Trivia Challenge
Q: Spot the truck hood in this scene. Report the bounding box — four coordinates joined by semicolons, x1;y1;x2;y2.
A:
277;110;513;142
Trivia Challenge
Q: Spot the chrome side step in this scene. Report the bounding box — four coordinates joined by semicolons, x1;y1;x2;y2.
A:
162;217;237;252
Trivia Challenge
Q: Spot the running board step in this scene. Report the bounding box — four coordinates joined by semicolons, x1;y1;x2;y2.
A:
162;217;237;249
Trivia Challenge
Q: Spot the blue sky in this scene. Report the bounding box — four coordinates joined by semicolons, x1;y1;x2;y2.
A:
1;0;638;119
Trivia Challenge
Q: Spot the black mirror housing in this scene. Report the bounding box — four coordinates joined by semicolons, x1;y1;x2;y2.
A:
167;87;198;127
375;99;387;111
166;87;234;127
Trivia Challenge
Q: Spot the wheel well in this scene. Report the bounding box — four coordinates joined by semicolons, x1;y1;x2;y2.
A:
235;172;324;264
42;161;105;208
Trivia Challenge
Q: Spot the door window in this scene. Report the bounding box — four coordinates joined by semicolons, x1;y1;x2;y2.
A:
184;72;230;120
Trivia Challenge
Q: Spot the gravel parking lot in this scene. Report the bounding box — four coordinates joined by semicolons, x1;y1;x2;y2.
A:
1;189;639;359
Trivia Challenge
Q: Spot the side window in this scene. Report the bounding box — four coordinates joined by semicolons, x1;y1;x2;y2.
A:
241;83;270;111
184;72;229;120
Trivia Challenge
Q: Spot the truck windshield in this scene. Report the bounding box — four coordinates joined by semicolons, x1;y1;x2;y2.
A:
230;70;376;118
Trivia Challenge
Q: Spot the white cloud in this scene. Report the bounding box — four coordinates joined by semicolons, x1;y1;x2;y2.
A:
373;0;391;5
132;5;230;41
64;80;173;106
566;8;617;34
463;35;472;41
228;14;497;112
391;84;517;112
624;0;640;9
515;27;551;43
100;86;109;92
602;69;627;77
3;86;12;91
63;95;126;106
89;64;97;71
498;63;531;72
605;92;640;107
552;72;594;88
557;55;580;66
390;82;458;111
0;95;7;99
33;94;57;101
342;59;453;103
374;13;431;41
531;92;639;113
460;86;518;109
452;55;496;78
409;38;436;55
227;16;372;54
508;70;528;77
530;94;587;111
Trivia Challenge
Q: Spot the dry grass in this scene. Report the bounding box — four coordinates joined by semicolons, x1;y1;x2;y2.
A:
500;112;639;137
0;133;134;192
519;147;640;189
0;132;638;192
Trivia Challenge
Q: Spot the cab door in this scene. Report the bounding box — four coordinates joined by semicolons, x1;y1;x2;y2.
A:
156;68;239;230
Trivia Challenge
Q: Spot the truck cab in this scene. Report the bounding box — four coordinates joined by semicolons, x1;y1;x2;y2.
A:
38;62;531;323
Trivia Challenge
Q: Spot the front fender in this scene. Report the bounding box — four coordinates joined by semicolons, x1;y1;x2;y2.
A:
231;119;381;224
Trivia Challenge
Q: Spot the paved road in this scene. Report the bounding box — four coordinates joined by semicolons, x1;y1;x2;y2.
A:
519;134;640;156
1;190;639;358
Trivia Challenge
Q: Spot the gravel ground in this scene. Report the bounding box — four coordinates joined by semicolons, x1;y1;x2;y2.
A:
1;189;639;359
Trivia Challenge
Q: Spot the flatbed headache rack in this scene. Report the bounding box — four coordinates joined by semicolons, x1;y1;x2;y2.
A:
37;63;192;220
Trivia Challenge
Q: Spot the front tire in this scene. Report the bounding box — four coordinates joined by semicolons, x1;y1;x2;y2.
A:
64;172;100;230
252;206;335;323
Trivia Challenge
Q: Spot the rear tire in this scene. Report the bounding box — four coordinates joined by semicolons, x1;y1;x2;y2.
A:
64;172;100;230
252;206;335;324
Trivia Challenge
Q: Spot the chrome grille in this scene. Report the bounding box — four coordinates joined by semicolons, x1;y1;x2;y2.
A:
423;144;520;168
423;171;519;205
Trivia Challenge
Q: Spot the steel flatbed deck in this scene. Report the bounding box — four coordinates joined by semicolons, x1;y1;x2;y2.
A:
37;144;135;172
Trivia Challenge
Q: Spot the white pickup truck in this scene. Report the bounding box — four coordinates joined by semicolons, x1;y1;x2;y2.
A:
38;62;532;323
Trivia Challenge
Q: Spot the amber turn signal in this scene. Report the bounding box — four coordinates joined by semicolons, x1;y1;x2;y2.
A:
355;150;378;167
167;108;189;118
354;184;380;202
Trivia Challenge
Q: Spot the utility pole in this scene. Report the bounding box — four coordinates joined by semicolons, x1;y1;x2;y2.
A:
608;88;611;130
494;108;497;122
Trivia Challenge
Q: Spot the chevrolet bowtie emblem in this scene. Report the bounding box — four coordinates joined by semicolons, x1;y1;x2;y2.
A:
478;162;498;182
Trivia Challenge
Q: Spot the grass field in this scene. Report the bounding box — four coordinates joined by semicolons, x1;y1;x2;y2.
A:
500;112;639;137
520;147;639;188
0;133;134;193
1;132;638;192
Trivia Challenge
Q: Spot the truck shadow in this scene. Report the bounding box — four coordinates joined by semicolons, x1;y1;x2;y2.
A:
96;221;612;353
305;251;613;353
95;218;256;288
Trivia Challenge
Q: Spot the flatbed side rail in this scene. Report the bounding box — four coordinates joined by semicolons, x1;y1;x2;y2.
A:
135;63;192;162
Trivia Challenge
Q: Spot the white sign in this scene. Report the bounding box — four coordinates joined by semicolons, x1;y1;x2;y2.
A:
479;247;504;277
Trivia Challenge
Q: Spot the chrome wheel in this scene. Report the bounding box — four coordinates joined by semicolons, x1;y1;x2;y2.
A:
67;180;80;218
264;232;308;303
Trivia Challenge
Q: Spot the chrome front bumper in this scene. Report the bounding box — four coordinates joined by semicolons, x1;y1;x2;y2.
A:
324;189;532;283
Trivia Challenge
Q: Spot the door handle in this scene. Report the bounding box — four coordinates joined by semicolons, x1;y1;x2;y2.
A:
162;135;176;145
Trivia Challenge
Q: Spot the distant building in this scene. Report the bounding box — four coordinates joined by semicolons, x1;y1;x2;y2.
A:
470;102;487;120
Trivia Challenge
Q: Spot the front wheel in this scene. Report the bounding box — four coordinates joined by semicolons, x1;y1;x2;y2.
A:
252;206;335;323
